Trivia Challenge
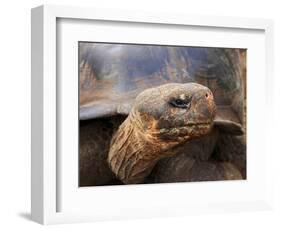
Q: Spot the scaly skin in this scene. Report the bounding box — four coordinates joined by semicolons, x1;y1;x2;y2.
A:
146;128;243;183
108;83;216;184
213;133;246;178
79;118;124;186
145;130;219;184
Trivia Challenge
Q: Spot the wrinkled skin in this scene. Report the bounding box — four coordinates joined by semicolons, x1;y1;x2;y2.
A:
146;128;243;183
79;118;121;186
107;83;217;184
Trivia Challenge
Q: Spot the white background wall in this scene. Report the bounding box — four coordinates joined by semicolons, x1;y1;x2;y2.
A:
0;0;280;229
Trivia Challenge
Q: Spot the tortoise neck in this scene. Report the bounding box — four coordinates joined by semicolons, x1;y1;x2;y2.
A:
107;112;174;184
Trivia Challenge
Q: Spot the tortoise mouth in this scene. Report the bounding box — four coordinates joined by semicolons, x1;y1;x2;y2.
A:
177;122;213;135
151;121;213;140
174;121;213;130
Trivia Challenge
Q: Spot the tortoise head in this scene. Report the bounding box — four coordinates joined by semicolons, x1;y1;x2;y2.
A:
130;83;216;144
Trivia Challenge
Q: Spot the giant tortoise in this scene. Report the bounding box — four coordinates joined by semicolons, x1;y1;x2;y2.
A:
79;43;246;186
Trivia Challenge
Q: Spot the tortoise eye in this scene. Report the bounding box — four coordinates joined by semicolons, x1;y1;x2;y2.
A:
170;98;190;109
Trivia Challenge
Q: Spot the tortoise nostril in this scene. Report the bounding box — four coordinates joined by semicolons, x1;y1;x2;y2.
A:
205;93;209;99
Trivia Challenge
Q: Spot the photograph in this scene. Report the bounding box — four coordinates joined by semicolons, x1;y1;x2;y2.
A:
26;2;278;226
79;43;247;187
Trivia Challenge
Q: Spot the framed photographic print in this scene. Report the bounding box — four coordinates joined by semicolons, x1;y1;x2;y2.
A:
31;5;274;224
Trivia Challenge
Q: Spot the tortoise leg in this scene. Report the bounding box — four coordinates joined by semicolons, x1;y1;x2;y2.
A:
146;130;219;183
146;129;243;183
79;118;122;186
188;132;245;181
147;155;242;183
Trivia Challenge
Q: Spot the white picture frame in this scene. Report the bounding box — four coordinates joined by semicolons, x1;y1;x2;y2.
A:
31;4;274;225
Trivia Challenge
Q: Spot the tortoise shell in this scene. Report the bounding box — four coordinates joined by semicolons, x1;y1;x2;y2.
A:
79;43;246;133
